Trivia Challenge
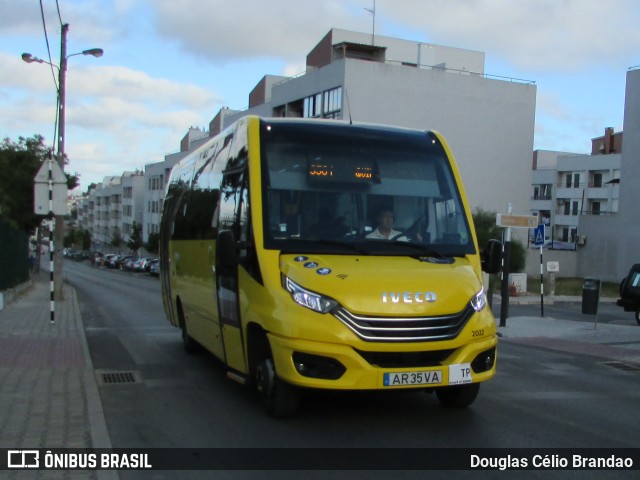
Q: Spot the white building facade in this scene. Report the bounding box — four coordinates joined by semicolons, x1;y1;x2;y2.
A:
578;68;640;281
217;28;537;215
77;172;144;251
530;147;620;245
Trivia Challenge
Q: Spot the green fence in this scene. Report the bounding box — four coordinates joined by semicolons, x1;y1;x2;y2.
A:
0;216;29;291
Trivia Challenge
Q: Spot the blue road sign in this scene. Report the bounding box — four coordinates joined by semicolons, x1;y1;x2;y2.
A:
533;224;545;246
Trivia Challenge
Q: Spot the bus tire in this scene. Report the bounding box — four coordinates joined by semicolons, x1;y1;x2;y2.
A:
435;383;480;408
635;310;640;326
255;357;300;418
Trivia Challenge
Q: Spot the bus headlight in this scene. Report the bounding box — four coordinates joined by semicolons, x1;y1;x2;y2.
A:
284;277;338;314
470;288;487;312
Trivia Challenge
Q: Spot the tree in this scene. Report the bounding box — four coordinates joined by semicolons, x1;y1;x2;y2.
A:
110;231;123;250
0;135;80;233
74;228;91;250
472;208;503;249
145;232;160;254
0;136;47;233
127;221;143;252
472;208;525;273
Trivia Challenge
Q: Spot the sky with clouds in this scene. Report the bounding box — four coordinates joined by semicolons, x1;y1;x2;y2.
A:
1;0;638;192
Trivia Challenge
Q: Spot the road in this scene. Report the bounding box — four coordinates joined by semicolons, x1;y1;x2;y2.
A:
64;260;640;478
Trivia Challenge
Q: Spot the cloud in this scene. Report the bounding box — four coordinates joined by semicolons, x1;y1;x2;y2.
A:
0;49;220;190
379;0;640;72
150;0;370;62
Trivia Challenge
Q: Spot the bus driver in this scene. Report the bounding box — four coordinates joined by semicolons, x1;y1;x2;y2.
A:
366;208;408;241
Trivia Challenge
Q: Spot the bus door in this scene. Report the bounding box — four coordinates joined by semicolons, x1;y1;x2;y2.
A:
216;164;249;373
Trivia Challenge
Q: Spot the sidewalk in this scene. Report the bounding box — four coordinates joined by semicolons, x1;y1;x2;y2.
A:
498;314;640;364
1;272;639;456
493;293;640;363
0;272;114;478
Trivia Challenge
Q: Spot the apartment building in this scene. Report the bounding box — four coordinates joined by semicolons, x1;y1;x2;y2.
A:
215;28;537;215
527;67;639;282
77;172;144;250
577;68;640;281
142;127;209;242
531;133;621;245
80;28;539;250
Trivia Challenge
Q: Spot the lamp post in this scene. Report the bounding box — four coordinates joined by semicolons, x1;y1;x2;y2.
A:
23;23;103;302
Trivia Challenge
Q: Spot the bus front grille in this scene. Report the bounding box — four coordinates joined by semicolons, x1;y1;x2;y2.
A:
332;305;474;343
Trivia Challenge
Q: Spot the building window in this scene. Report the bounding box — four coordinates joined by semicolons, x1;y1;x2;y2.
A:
592;173;603;188
304;87;342;119
533;184;552;200
591;201;601;215
323;87;342;116
304;93;322;118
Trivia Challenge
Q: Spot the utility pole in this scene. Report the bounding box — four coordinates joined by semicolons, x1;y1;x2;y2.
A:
53;23;69;301
24;24;103;308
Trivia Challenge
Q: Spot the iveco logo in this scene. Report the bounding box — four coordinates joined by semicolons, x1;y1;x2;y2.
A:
382;292;437;303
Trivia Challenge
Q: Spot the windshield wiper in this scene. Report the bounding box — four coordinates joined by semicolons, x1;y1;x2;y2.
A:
386;241;464;262
314;238;370;254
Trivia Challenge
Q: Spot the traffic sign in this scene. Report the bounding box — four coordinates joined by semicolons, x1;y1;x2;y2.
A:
533;224;545;246
547;261;560;272
496;214;538;228
34;159;68;216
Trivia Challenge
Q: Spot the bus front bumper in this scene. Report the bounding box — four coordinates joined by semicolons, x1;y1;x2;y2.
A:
267;334;498;391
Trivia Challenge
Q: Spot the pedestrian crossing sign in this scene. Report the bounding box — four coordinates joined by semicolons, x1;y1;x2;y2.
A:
533;224;545;246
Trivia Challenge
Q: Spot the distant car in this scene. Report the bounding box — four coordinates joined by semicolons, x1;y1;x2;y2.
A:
616;264;640;325
116;255;132;269
123;257;138;271
144;258;158;272
107;255;121;268
149;260;160;277
134;257;156;272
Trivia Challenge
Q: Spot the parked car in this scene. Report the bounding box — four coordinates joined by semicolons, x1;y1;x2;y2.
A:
115;255;132;269
149;260;160;277
143;257;158;272
104;254;116;267
123;257;138;271
107;255;122;268
132;257;156;272
617;264;640;325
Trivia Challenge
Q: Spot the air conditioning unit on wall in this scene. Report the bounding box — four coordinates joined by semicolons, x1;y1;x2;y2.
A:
573;235;587;245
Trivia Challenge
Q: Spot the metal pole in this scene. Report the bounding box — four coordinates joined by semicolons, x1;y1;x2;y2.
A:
53;23;69;301
499;236;510;327
499;204;512;327
47;151;55;324
539;245;544;317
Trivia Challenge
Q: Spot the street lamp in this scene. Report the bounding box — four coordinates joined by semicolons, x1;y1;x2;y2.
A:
22;48;103;64
22;23;103;302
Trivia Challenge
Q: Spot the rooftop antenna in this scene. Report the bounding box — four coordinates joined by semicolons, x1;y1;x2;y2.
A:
364;0;376;45
344;88;353;125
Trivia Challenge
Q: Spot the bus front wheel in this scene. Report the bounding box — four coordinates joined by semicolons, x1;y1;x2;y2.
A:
255;357;300;418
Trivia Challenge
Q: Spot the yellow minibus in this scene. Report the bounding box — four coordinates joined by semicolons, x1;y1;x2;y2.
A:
160;115;501;417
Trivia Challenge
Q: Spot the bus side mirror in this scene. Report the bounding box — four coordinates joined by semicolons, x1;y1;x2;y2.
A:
481;239;502;274
217;230;237;268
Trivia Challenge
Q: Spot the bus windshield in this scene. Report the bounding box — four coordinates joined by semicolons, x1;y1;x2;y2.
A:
260;120;475;257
